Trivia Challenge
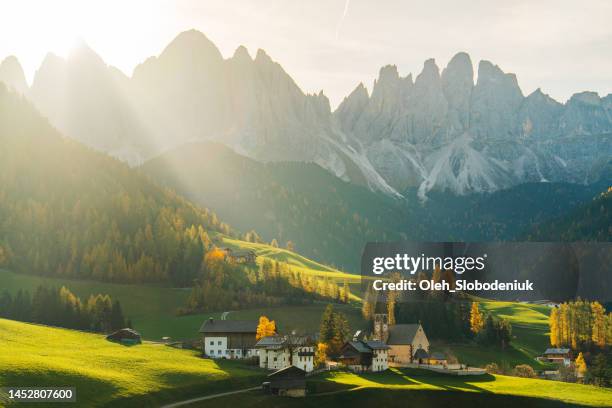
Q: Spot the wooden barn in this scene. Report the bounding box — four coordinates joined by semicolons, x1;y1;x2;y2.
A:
263;366;306;397
221;248;256;264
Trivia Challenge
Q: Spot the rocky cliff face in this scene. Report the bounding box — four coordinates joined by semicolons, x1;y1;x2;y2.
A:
2;30;610;198
0;56;27;94
335;53;612;198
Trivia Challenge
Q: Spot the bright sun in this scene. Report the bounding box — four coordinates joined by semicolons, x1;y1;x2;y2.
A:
0;0;159;82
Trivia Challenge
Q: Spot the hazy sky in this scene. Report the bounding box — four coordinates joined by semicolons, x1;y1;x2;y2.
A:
1;0;611;107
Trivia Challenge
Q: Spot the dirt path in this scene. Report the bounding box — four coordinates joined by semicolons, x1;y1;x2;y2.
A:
160;386;260;408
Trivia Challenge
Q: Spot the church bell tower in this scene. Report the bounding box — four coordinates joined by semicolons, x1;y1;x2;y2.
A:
373;313;389;342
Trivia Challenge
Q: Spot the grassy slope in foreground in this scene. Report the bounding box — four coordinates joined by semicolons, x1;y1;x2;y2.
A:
318;369;612;407
202;369;612;408
0;318;264;408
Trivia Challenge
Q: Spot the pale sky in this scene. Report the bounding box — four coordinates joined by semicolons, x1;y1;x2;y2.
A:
1;0;611;107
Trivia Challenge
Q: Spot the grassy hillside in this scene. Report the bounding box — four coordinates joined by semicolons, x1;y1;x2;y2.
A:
0;267;215;340
216;235;359;281
0;239;365;341
0;318;265;407
198;368;612;407
453;300;551;368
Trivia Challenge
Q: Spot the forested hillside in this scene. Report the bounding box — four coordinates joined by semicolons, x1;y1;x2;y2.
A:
526;188;611;241
142;142;409;271
406;181;611;242
143;142;609;273
0;85;230;286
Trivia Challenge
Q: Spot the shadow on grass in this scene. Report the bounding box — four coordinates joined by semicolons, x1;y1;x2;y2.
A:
351;369;420;386
317;389;595;408
187;388;598;408
107;370;265;408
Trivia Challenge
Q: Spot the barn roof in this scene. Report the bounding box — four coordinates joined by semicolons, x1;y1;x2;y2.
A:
365;340;390;350
347;340;372;354
387;324;422;345
268;365;306;378
199;319;257;334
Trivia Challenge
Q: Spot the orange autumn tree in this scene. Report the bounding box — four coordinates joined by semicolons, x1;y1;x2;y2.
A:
205;247;226;263
256;315;277;340
470;302;484;334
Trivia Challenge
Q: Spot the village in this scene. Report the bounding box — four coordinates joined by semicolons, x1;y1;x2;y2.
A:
187;305;597;398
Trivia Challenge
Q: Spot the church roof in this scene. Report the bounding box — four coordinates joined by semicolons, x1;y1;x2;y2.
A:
387;324;422;345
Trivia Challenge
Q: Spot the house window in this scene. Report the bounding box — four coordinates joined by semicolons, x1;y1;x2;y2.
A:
273;357;277;362
218;350;222;355
218;341;222;345
210;341;214;345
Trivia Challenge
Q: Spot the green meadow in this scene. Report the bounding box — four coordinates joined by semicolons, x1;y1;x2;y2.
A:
0;231;364;342
440;300;553;369
0;318;265;407
0;268;365;341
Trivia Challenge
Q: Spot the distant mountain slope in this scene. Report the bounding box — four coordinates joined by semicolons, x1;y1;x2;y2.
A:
142;142;606;273
0;84;230;285
525;188;611;241
142;142;408;272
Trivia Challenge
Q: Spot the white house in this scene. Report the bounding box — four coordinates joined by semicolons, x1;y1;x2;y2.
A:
199;318;259;359
256;335;316;372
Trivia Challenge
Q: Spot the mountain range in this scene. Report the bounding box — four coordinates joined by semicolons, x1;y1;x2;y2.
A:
1;29;610;199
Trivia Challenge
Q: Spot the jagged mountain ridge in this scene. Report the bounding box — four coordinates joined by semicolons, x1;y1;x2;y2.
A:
2;30;611;197
336;53;612;198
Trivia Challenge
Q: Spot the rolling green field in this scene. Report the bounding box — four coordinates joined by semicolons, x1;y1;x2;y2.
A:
0;230;364;341
2;319;610;408
0;268;365;341
0;268;211;341
199;369;612;408
217;235;363;291
439;300;553;369
0;318;265;407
